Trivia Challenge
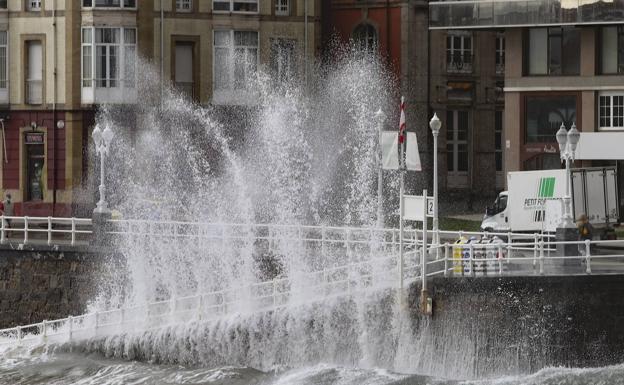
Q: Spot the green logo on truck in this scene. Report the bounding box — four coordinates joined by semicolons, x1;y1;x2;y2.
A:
538;177;555;198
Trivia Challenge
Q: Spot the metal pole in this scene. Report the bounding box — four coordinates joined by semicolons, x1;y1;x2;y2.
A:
422;189;428;293
398;122;407;292
564;155;573;227
399;169;404;292
377;129;384;229
433;131;439;258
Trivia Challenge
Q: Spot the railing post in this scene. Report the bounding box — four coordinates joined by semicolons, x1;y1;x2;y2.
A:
71;218;76;246
94;311;99;332
0;215;5;245
321;226;326;258
346;229;351;262
47;216;52;246
469;244;475;278
198;295;204;321
17;326;22;344
539;240;545;275
41;319;47;343
68;315;73;343
507;231;513;260
23;216;29;245
497;244;503;275
533;234;539;272
585;239;592;274
443;243;449;277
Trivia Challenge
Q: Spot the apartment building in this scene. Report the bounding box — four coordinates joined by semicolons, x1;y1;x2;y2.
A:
430;0;624;211
0;0;320;217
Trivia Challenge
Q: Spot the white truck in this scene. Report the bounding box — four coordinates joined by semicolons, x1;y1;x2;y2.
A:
481;167;619;233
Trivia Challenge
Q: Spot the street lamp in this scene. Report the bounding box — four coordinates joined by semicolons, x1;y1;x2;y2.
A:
429;113;441;255
375;108;387;229
555;122;580;228
92;124;114;214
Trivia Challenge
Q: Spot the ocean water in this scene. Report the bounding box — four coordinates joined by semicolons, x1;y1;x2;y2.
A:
1;350;624;385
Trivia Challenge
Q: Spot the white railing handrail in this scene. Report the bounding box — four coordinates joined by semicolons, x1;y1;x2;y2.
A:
0;215;92;246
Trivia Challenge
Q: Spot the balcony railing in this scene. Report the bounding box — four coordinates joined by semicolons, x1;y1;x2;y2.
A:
26;79;42;105
447;52;473;74
175;82;195;100
430;0;624;29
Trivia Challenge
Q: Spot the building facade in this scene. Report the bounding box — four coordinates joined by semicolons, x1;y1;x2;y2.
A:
0;0;320;217
430;0;624;213
326;0;503;203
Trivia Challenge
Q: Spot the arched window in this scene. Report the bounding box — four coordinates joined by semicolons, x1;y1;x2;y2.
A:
353;23;377;52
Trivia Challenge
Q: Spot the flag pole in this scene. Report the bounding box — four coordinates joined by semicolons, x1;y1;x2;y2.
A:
398;97;406;302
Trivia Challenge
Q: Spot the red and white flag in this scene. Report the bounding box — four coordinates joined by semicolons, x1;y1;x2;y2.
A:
399;96;406;144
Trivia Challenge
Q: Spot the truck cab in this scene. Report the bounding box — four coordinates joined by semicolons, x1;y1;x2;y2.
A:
481;192;509;232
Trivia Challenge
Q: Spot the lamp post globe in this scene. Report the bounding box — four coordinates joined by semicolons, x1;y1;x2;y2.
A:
92;124;103;148
568;122;580;154
556;123;568;155
103;124;114;148
429;112;441;137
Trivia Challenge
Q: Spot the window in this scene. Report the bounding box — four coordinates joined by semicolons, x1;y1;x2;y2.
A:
353;23;377;52
175;42;194;99
270;38;296;84
81;27;136;89
213;30;258;91
495;110;503;172
495;33;505;75
0;32;7;90
599;93;624;131
446;110;469;174
275;0;288;15
176;0;192;11
527;27;580;75
447;31;472;73
27;0;41;10
525;95;576;143
213;0;257;13
82;0;136;8
0;1;6;8
26;41;42;105
600;26;624;74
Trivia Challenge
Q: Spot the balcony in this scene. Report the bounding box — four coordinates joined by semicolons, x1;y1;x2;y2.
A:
430;0;624;29
447;52;473;74
26;79;42;105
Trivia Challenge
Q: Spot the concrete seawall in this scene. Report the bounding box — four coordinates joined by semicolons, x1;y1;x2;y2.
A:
0;246;116;329
409;275;624;375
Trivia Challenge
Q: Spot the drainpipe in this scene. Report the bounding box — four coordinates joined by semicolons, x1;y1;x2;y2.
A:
0;119;6;164
52;0;57;215
304;0;308;90
160;0;164;109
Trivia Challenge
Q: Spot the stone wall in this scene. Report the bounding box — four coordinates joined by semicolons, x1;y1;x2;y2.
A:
0;246;115;329
409;275;624;376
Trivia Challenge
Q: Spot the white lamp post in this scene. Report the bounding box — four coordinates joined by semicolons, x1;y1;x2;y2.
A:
92;124;114;214
555;122;580;228
375;108;387;229
429;113;441;254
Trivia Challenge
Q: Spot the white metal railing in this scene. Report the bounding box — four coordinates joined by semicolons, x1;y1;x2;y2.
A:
0;216;92;246
2;218;624;348
0;250;406;348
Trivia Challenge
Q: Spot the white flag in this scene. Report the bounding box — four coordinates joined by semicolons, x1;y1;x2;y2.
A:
406;132;422;171
381;131;399;170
